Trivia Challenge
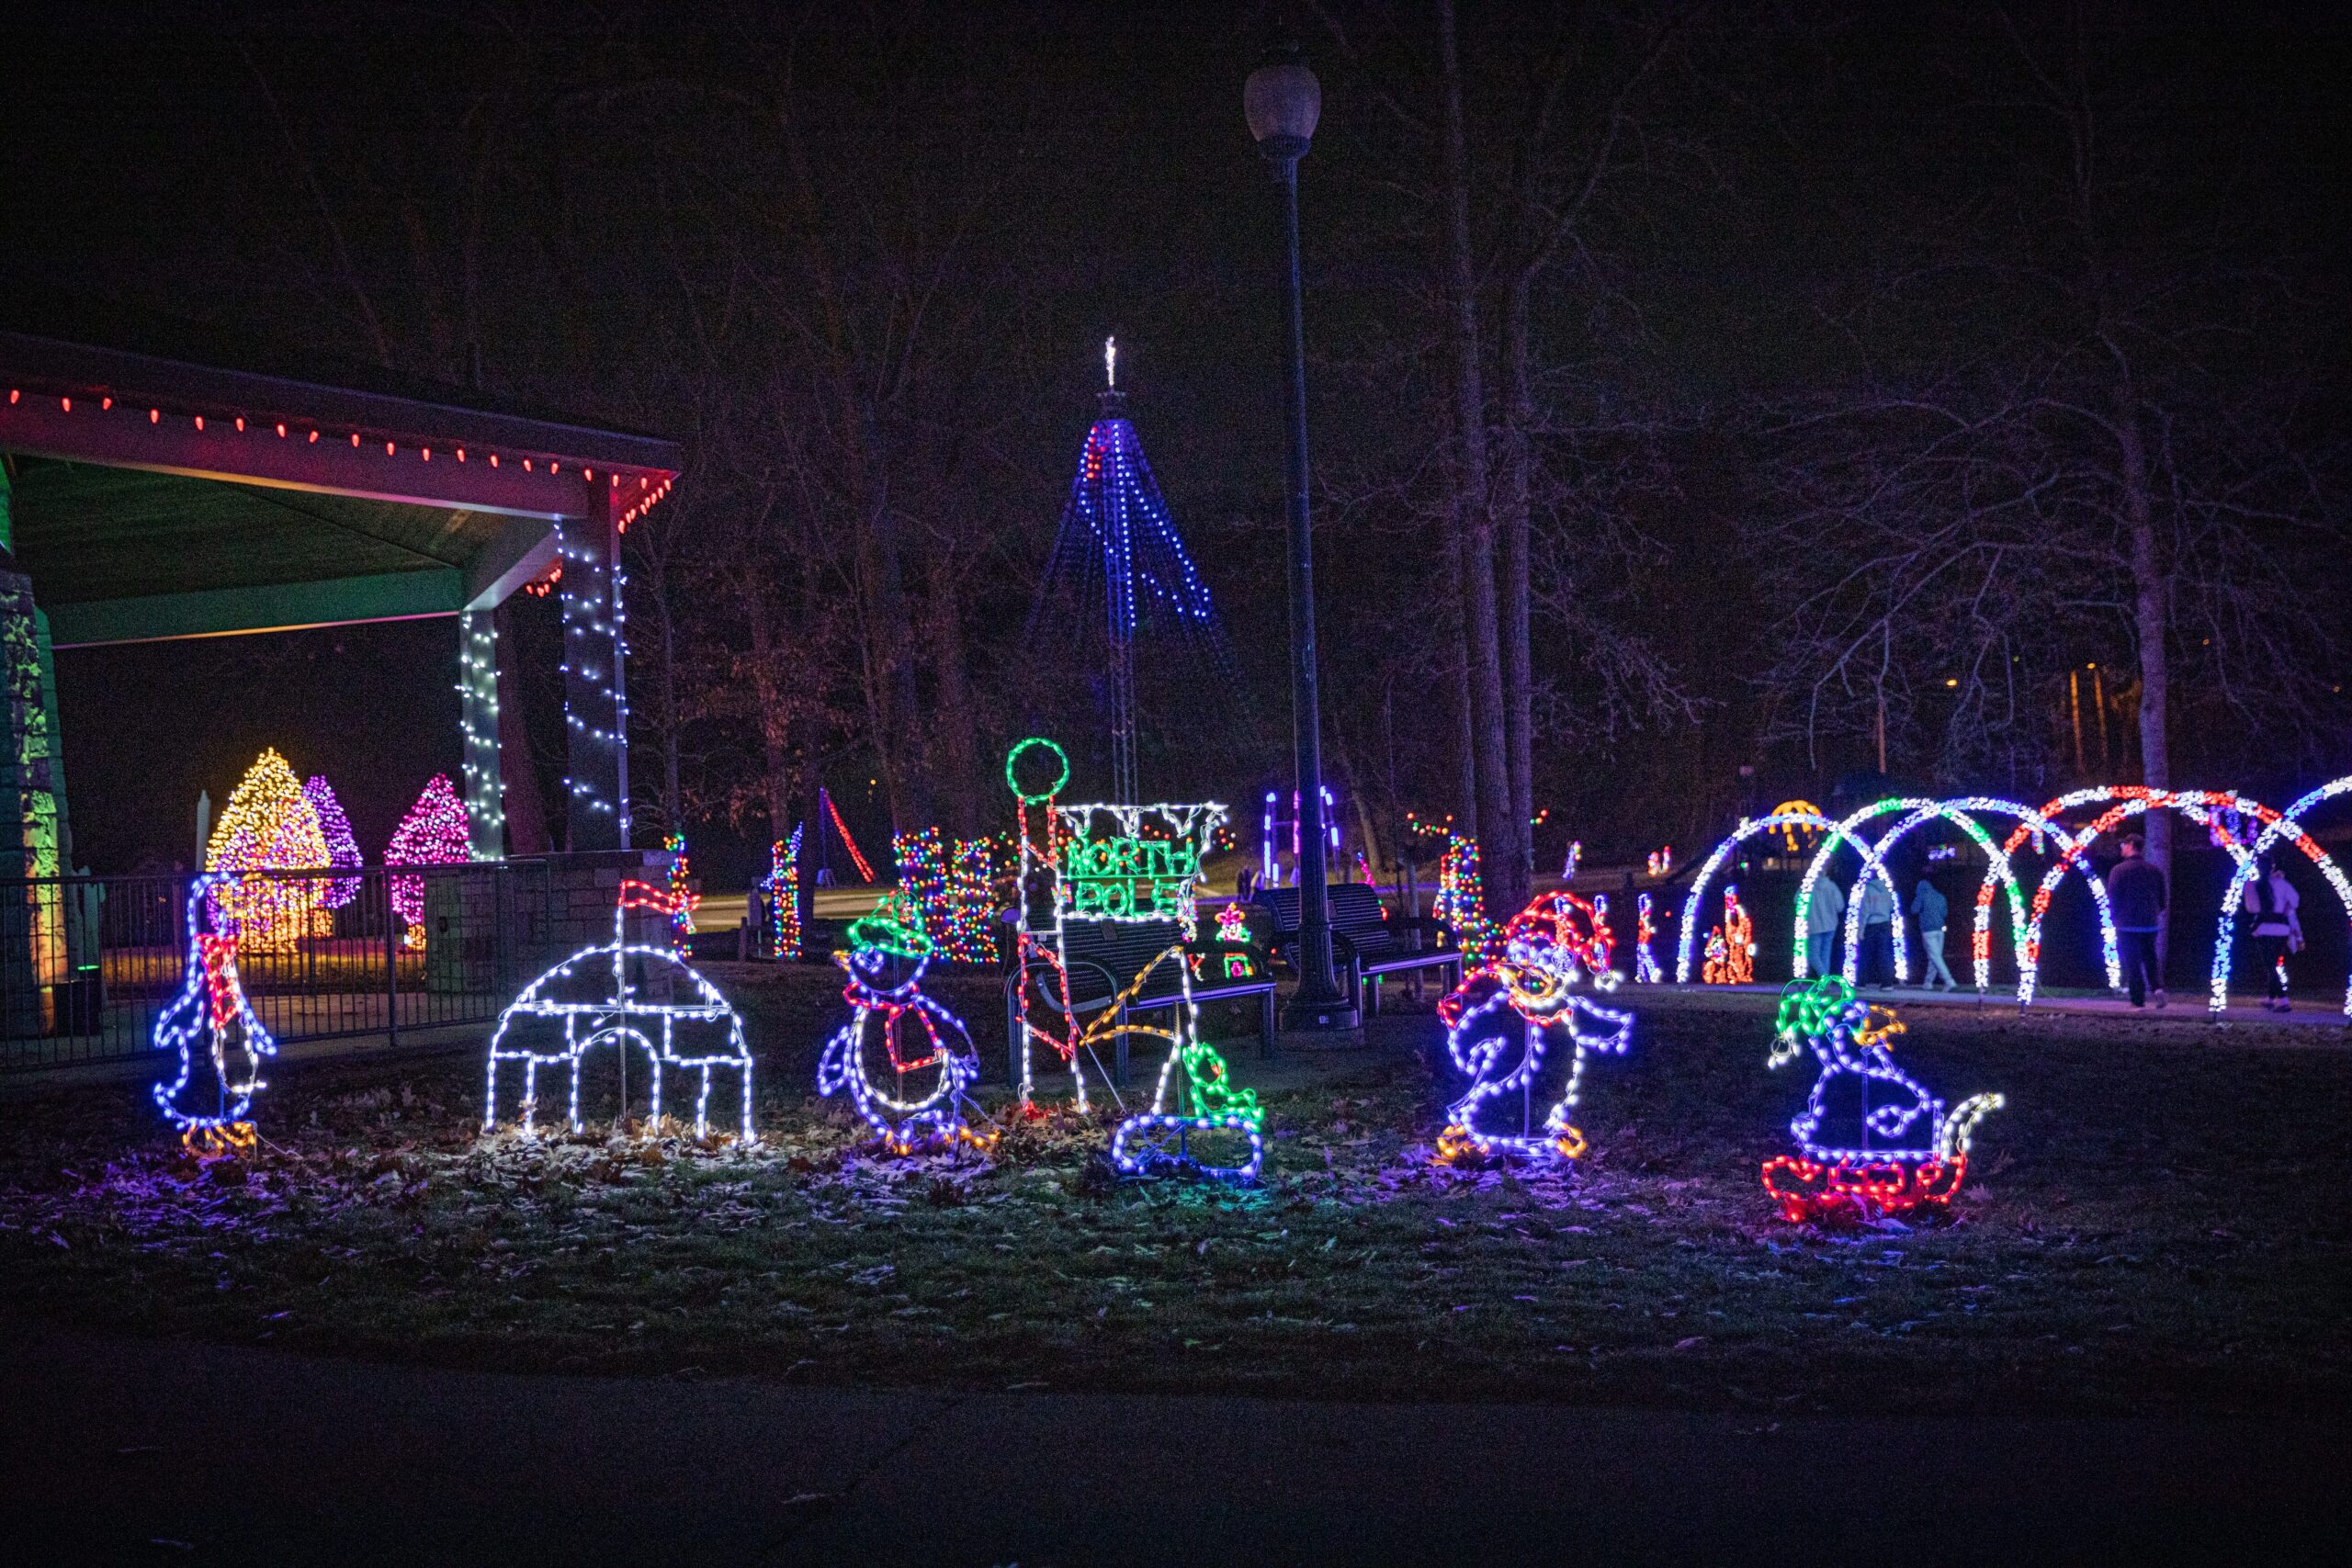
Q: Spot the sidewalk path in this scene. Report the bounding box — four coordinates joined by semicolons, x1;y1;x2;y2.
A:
0;1320;2341;1565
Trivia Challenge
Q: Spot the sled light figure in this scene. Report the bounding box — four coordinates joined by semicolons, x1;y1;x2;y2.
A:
483;881;753;1140
1760;976;2001;1223
818;897;993;1155
153;874;278;1159
1106;944;1264;1182
1435;910;1634;1163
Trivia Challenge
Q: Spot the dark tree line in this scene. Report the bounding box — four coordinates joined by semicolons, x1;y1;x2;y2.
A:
8;1;2346;883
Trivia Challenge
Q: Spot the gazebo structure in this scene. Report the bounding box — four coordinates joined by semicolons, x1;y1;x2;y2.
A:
0;314;680;1053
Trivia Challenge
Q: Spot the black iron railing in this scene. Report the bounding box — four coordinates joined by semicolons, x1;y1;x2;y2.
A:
0;862;552;1071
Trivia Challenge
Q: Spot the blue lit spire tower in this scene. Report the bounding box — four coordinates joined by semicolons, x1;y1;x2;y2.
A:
1027;340;1231;804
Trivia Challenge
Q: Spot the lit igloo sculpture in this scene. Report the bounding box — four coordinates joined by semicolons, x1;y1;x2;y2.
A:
484;880;754;1141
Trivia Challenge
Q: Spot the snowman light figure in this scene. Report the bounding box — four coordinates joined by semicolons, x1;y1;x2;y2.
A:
1435;894;1634;1163
818;897;992;1155
1761;976;2002;1223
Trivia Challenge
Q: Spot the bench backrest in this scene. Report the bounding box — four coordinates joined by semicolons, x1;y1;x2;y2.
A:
1056;917;1191;998
1252;882;1390;939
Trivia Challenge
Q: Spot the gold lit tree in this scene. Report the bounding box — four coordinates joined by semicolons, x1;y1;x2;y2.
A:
205;748;331;952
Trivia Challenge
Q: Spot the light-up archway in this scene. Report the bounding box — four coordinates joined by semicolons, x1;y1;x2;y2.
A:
2017;790;2253;1007
1801;797;2050;993
1677;812;1901;984
2206;774;2352;1018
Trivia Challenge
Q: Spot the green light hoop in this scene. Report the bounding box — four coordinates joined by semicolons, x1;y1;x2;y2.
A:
1005;737;1070;805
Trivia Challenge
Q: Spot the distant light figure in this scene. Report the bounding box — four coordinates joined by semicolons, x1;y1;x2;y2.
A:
1702;884;1755;985
1105;334;1117;388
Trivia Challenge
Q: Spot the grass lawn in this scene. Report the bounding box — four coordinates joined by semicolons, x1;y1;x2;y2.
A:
1;968;2346;1418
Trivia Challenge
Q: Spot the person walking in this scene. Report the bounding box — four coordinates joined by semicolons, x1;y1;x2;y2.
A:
1911;876;1957;990
2106;833;2167;1008
1859;875;1896;987
2242;859;2303;1012
1806;874;1847;978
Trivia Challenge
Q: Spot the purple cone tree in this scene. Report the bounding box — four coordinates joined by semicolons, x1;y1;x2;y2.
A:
386;774;469;950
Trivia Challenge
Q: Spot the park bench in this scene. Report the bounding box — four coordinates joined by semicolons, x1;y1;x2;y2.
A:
1253;882;1464;1016
1004;913;1275;1087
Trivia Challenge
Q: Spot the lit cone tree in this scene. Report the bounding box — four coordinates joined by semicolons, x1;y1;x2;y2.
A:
386;774;469;950
1022;339;1233;805
205;748;331;952
303;775;364;916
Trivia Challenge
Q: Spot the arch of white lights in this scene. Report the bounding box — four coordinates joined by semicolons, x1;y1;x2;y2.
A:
1676;811;1902;984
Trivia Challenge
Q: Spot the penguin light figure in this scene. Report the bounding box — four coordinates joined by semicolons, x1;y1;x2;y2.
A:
1435;894;1634;1164
1761;976;2002;1222
152;874;278;1159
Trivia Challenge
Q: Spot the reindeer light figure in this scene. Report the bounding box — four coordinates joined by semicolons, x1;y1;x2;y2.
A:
484;880;752;1141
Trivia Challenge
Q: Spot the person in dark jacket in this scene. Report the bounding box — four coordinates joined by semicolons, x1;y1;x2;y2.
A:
2106;833;2167;1008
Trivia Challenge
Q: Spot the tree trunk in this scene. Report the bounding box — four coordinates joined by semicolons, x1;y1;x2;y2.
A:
926;555;981;837
1499;275;1537;879
2116;380;2171;960
1436;0;1524;915
742;588;798;840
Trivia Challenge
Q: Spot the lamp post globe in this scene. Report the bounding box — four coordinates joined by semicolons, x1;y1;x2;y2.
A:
1249;45;1355;1030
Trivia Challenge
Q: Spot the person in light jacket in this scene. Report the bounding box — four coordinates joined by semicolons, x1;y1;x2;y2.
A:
1911;877;1957;990
2242;859;2302;1012
1859;875;1896;988
1805;874;1846;978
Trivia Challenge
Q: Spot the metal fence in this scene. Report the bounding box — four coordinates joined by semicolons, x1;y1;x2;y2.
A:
0;862;553;1072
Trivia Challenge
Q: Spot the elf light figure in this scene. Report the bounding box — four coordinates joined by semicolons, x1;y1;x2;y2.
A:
152;874;279;1159
1702;885;1755;985
1760;976;2002;1223
1435;896;1634;1164
818;896;991;1155
1634;893;1664;984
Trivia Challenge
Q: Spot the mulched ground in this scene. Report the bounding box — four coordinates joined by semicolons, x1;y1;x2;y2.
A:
1;967;2346;1417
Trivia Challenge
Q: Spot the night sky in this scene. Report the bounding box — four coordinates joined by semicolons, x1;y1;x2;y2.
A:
5;4;2348;882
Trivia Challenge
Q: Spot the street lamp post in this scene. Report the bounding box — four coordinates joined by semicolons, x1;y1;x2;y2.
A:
1248;46;1355;1030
